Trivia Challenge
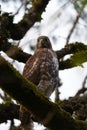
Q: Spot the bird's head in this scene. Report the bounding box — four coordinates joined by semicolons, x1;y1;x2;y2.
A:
36;36;52;50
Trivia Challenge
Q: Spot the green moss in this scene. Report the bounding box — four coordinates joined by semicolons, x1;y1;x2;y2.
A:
59;43;87;69
70;50;87;66
1;56;87;130
76;120;87;130
66;42;87;54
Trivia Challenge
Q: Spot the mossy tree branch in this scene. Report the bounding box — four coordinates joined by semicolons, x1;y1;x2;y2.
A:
56;42;87;59
1;0;50;40
0;93;87;124
60;94;87;120
0;56;87;130
3;42;87;69
59;50;87;70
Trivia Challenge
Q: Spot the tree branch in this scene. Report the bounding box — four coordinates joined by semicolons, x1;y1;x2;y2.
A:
1;0;50;40
75;75;87;96
0;103;19;123
6;46;31;63
0;93;87;124
60;94;87;120
4;42;87;70
0;56;87;130
65;8;83;44
56;42;87;59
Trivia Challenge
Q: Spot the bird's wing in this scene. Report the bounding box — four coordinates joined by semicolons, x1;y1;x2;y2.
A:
23;50;47;85
37;49;59;97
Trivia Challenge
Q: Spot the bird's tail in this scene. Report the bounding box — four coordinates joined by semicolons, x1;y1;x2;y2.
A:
20;106;33;130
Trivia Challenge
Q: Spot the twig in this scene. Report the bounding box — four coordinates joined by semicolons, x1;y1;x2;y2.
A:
66;9;83;44
14;1;25;16
75;76;87;96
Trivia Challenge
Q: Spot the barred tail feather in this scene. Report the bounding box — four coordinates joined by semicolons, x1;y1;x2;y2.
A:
20;106;33;130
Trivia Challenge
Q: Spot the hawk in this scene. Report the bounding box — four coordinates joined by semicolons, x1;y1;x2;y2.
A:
20;36;59;130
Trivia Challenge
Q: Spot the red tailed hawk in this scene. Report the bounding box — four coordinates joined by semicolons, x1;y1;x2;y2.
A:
20;36;59;130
